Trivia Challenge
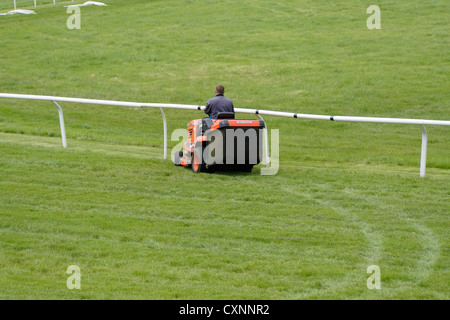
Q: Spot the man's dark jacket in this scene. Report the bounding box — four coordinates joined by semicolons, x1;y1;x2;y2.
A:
204;94;234;119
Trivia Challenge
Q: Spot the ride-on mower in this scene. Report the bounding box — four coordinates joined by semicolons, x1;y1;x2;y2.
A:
174;112;266;173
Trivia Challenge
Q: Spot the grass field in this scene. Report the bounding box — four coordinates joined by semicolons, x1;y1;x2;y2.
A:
0;0;449;299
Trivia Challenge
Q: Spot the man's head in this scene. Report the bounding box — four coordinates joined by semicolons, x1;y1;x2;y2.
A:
215;84;225;95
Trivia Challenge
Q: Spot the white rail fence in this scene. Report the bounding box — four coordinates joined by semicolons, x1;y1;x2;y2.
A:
0;93;449;177
12;1;73;10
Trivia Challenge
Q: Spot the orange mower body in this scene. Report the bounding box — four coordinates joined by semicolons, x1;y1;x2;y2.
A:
174;115;266;173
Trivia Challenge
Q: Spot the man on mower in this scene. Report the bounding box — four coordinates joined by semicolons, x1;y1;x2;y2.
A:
204;84;235;119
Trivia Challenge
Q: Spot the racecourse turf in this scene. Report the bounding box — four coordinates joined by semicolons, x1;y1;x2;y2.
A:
0;0;448;299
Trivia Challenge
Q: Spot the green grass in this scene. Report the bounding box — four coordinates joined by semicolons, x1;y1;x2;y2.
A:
0;0;449;299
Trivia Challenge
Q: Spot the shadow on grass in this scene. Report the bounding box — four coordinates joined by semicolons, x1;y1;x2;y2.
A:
179;164;256;176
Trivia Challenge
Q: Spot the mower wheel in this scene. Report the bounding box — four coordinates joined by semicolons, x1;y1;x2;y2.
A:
192;148;206;173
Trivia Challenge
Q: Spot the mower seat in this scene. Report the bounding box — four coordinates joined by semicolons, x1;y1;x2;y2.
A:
216;112;235;119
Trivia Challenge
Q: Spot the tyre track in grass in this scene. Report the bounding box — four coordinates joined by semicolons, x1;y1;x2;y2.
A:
280;184;384;299
0;132;162;159
284;181;442;298
339;188;443;299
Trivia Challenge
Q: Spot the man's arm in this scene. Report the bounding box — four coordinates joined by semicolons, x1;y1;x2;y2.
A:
204;101;211;115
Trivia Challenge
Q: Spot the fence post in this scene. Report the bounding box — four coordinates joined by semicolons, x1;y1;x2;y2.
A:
420;125;427;177
159;107;167;159
52;101;67;148
257;114;270;167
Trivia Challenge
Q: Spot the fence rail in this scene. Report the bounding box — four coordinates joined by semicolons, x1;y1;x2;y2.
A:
11;1;73;10
0;92;449;177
